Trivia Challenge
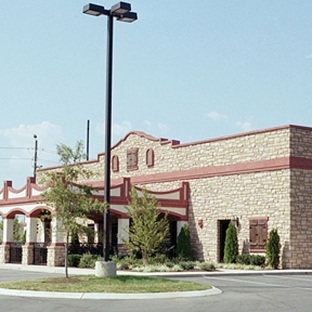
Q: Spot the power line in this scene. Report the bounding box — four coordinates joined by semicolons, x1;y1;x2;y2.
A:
0;147;32;150
0;158;31;161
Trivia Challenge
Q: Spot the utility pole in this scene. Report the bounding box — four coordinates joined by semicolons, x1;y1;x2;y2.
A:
33;134;38;180
86;120;90;161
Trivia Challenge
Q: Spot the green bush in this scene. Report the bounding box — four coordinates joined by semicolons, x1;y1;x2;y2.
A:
224;221;238;263
198;262;215;271
165;262;175;268
250;255;266;266
179;261;194;270
266;228;281;269
67;254;82;267
236;254;265;266
176;224;193;261
118;261;130;270
148;253;168;265
78;253;99;268
236;254;250;265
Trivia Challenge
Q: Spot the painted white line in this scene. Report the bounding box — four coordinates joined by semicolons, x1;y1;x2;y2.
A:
204;276;291;288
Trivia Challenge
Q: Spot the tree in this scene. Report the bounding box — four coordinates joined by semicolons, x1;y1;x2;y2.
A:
224;221;238;263
123;187;170;265
176;224;193;260
13;215;24;242
40;141;105;278
266;228;281;269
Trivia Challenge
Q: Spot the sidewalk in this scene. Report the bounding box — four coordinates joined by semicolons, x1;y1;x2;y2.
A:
1;263;312;277
0;263;311;300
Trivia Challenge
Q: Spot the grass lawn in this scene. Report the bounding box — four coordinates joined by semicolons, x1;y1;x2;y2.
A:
0;275;211;293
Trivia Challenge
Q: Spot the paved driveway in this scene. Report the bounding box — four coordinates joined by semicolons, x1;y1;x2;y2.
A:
0;270;311;312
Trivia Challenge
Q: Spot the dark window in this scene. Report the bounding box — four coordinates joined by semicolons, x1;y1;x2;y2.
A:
249;218;268;251
127;148;138;170
146;148;154;167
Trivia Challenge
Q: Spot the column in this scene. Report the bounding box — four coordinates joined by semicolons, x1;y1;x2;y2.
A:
47;217;65;267
22;217;37;265
0;217;13;263
117;218;129;256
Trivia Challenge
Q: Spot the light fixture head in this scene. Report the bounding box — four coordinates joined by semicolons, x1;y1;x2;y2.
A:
83;3;106;16
117;11;138;23
111;2;131;15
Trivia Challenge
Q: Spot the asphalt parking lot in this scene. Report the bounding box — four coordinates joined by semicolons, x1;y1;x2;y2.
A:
0;268;311;312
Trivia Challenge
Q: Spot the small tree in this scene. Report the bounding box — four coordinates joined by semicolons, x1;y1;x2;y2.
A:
13;216;24;242
123;187;170;265
176;224;193;260
224;221;238;263
41;141;105;278
266;228;281;269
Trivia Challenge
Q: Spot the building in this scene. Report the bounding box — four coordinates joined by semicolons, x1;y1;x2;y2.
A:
1;124;312;268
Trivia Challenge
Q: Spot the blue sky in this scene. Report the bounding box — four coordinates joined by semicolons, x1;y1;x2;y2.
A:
1;0;312;187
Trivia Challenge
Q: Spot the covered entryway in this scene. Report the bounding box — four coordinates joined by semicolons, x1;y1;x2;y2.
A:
218;219;231;262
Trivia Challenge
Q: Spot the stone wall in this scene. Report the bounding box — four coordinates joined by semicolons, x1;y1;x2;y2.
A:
289;169;312;269
37;125;312;268
80;127;293;183
47;245;65;267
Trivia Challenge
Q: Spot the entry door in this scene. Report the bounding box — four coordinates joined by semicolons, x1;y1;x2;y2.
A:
219;220;231;262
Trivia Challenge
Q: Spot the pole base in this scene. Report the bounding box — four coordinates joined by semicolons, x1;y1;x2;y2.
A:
95;260;116;277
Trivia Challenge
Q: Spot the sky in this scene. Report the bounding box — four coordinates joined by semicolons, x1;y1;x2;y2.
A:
1;0;312;188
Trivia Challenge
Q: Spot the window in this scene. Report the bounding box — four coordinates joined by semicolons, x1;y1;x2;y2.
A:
127;148;138;170
112;155;119;172
249;217;268;251
146;148;154;167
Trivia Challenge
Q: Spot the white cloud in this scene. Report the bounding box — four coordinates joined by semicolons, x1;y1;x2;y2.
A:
158;122;169;133
144;120;152;127
0;121;64;149
205;111;228;121
113;121;133;138
97;121;133;140
236;120;253;132
0;122;64;186
305;53;312;59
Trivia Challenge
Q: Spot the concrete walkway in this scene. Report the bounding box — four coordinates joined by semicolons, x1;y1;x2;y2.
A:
0;263;311;300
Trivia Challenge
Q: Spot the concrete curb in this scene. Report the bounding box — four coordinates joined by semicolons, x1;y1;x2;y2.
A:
1;264;312;300
0;286;222;300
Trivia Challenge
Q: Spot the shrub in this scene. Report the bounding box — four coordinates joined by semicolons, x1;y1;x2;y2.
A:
148;253;168;265
198;262;215;271
176;224;193;261
118;261;130;270
179;261;194;270
236;254;250;265
78;253;99;268
266;228;281;269
224;221;238;263
250;255;266;266
67;254;82;267
236;254;265;266
165;262;175;268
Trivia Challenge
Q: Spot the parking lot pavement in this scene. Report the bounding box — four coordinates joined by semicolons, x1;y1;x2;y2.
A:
1;264;312;312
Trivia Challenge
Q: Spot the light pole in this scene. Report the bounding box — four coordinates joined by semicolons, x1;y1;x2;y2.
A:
83;2;138;262
33;134;38;181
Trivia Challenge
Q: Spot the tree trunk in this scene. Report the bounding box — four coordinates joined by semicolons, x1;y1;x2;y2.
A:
65;231;69;278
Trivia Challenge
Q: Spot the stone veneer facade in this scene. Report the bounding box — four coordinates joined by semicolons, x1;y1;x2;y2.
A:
35;125;312;269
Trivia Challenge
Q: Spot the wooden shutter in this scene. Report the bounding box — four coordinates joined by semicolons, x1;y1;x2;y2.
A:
249;218;268;250
249;220;258;248
127;149;138;170
258;219;267;249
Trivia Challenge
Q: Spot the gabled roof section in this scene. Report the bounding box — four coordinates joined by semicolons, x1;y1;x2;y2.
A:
112;131;180;149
